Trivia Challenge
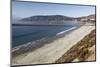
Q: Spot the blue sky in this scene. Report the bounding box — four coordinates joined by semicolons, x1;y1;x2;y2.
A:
12;1;95;18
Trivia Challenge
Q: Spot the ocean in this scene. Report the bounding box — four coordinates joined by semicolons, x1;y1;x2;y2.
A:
12;25;76;48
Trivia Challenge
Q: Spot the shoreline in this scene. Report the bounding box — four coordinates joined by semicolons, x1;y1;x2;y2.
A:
55;29;96;63
12;26;77;57
56;26;77;35
12;25;95;66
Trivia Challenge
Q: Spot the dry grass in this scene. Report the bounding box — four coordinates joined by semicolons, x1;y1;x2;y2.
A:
55;29;96;63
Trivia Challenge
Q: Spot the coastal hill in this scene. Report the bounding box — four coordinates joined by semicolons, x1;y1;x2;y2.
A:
12;14;95;25
14;15;77;25
77;14;95;20
76;14;96;25
20;15;74;21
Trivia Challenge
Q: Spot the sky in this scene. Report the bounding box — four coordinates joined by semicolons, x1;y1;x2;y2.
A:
12;1;95;18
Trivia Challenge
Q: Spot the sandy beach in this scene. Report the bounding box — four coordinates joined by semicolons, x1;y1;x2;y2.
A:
12;25;95;66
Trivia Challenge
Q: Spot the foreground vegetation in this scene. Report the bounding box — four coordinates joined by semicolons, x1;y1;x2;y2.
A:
55;29;96;63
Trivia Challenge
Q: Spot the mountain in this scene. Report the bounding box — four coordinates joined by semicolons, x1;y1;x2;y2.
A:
14;15;78;25
12;15;96;25
76;14;96;25
76;14;95;21
20;15;74;21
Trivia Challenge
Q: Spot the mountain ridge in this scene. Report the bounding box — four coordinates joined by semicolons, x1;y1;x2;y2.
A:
12;14;95;25
20;15;75;21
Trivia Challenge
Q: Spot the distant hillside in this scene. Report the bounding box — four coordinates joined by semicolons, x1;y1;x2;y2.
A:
76;14;96;25
15;15;77;25
12;14;95;26
20;15;74;21
77;14;95;21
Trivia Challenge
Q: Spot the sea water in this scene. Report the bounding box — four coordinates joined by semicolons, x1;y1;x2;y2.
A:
12;25;75;47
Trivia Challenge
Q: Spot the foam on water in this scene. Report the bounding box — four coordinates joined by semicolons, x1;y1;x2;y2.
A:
56;27;77;36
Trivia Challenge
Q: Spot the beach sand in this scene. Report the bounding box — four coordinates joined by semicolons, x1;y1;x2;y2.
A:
12;25;95;66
